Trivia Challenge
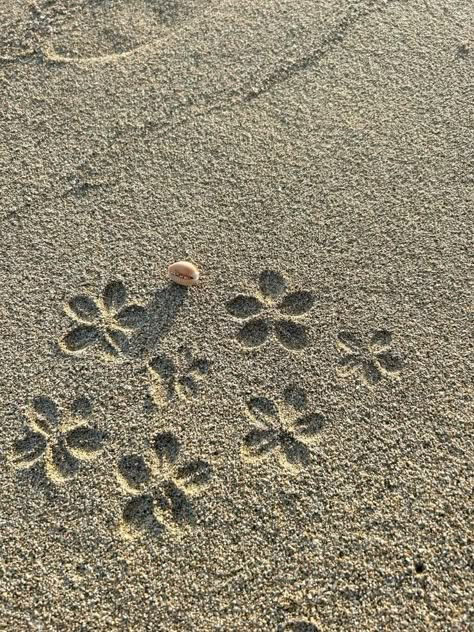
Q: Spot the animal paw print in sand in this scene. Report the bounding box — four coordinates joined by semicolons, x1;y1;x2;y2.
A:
60;280;146;361
117;433;212;540
242;386;325;471
10;396;104;483
148;346;210;406
226;270;314;350
337;330;403;385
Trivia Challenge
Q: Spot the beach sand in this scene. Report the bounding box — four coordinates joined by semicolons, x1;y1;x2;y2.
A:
1;0;473;629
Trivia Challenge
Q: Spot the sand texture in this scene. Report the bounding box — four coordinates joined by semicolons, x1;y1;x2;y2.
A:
1;0;473;629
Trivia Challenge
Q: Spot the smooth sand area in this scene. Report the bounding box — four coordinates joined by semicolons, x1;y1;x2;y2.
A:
1;0;473;629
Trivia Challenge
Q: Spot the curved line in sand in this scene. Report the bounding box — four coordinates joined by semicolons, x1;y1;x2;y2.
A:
0;37;170;67
0;5;206;67
2;0;400;73
42;41;153;66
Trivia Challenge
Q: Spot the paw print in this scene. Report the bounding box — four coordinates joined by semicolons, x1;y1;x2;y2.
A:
226;270;314;350
10;396;105;483
148;346;210;406
337;330;403;385
60;280;146;361
117;433;212;540
242;386;325;471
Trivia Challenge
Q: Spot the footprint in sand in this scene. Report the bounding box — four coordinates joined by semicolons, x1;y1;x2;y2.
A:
241;385;326;473
226;270;315;351
1;0;208;64
116;432;212;540
60;280;147;362
336;330;403;385
147;344;211;407
10;395;105;484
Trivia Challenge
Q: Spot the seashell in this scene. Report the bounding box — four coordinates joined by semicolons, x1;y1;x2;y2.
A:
168;261;200;286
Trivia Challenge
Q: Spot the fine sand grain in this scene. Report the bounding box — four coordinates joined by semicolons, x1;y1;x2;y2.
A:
1;0;473;630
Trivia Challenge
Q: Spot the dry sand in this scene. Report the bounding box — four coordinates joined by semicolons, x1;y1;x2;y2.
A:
1;0;473;630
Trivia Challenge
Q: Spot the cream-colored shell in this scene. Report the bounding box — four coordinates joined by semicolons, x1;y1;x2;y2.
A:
168;261;199;286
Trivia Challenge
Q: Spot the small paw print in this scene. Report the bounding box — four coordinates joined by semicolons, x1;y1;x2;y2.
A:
148;345;210;406
337;330;403;385
10;396;105;483
242;386;325;471
226;270;314;350
117;433;212;540
60;280;146;361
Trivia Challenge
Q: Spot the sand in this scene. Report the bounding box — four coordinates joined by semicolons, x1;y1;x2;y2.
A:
1;0;473;629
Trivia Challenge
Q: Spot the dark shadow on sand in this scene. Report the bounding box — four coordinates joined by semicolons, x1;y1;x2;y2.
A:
129;283;188;359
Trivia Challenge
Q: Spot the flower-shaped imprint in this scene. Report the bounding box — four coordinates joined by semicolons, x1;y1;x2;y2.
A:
117;433;212;540
337;330;403;385
60;280;146;361
242;386;325;471
148;345;210;406
10;396;105;483
226;270;314;350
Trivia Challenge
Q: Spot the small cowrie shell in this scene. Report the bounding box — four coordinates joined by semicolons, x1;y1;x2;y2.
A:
168;261;200;286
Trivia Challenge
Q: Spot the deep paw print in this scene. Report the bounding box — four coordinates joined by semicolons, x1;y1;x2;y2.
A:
226;270;314;351
60;280;146;361
241;385;325;472
337;330;403;385
147;345;210;406
10;396;105;483
116;433;212;540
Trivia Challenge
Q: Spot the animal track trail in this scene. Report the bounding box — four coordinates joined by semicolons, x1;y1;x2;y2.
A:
10;395;105;484
0;0;209;65
336;329;403;385
60;280;146;362
241;386;326;473
226;270;315;351
116;433;212;541
147;345;211;407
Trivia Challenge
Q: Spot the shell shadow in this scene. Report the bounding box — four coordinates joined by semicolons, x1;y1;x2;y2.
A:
129;283;187;358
